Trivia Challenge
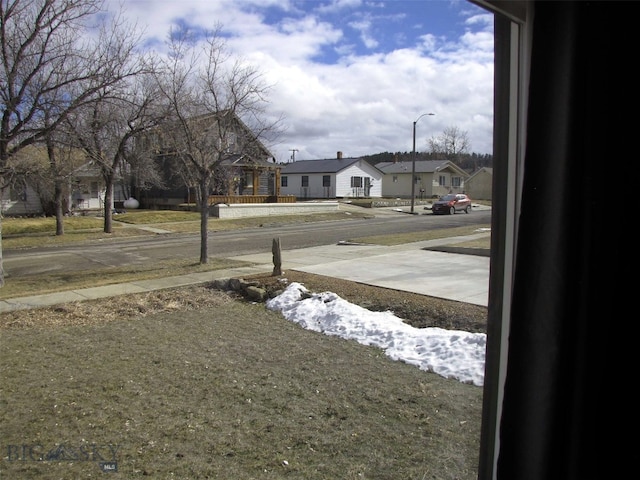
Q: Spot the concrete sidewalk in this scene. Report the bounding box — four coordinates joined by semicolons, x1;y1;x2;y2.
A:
0;232;490;313
228;232;490;306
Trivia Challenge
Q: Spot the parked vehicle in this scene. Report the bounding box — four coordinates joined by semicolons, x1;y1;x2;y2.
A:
429;193;472;215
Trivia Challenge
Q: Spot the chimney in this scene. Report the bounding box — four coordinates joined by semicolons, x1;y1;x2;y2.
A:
337;151;343;159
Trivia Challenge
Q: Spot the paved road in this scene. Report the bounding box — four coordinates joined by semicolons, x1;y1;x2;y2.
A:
3;205;491;278
0;231;491;313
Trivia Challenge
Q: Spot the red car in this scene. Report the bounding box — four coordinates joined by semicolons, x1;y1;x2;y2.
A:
429;193;472;215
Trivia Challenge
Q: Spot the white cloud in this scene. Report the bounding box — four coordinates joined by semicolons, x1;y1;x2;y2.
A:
105;0;494;161
316;0;364;15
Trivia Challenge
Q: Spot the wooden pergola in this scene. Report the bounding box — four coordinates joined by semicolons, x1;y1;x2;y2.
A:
208;154;295;204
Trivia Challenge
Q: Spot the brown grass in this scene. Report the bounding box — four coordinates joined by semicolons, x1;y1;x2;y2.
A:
0;274;484;479
0;208;487;479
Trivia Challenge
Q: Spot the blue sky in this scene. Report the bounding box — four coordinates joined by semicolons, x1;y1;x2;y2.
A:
108;0;493;162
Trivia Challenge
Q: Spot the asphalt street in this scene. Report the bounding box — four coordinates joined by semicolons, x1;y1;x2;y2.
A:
2;203;491;277
0;204;492;312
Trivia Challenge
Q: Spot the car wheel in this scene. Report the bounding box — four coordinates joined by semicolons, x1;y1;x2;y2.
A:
449;206;456;215
465;205;471;214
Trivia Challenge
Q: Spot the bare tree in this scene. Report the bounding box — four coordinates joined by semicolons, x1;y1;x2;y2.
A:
428;126;471;164
0;0;148;285
41;135;86;233
66;72;165;233
157;27;279;264
117;148;165;202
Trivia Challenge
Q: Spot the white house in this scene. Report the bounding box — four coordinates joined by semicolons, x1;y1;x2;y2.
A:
1;160;114;216
70;162;114;212
0;181;43;216
279;152;383;199
376;159;470;199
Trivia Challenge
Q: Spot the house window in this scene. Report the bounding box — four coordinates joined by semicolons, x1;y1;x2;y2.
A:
438;175;446;186
281;176;288;187
302;176;309;187
350;176;362;188
323;175;331;187
90;182;99;199
393;175;398;183
452;176;461;187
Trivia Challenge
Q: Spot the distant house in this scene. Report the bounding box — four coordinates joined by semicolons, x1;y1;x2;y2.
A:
464;167;493;201
1;143;113;216
376;159;470;199
279;152;383;199
70;162;114;212
1;180;43;216
137;111;280;209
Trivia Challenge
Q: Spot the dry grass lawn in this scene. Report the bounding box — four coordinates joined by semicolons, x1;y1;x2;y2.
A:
0;272;485;479
1;208;488;479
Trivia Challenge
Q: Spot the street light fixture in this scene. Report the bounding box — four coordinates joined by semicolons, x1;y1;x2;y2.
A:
410;112;435;214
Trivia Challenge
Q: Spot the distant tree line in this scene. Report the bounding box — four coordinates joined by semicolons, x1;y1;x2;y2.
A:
363;125;492;172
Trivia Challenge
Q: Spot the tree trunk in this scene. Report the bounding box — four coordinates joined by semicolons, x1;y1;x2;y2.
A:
54;179;65;236
47;138;65;236
104;180;114;234
0;220;4;288
199;177;210;264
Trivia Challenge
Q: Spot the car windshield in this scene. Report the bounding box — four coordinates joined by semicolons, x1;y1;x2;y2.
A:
439;194;457;201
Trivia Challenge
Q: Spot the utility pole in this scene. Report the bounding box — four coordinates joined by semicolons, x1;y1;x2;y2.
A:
411;112;435;213
289;149;299;162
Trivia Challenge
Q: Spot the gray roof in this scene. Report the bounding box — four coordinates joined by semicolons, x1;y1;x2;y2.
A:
376;160;451;174
279;157;364;174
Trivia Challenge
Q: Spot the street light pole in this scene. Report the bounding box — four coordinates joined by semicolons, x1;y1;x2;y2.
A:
410;112;435;213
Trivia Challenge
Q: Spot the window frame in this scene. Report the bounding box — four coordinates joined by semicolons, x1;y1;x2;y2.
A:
470;2;530;479
350;176;362;188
